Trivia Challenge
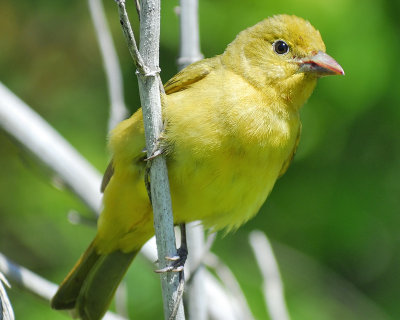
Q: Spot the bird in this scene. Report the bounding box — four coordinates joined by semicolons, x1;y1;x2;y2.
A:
51;14;344;319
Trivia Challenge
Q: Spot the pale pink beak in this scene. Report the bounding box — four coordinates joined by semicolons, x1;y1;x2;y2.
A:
298;51;345;76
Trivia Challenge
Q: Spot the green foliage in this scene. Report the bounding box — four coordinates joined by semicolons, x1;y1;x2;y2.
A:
0;0;399;319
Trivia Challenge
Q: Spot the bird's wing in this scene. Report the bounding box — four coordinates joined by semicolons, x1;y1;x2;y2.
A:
278;123;302;178
164;57;220;94
101;160;114;193
101;58;219;192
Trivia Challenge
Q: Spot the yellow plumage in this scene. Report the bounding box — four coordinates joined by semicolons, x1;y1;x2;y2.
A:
52;14;343;319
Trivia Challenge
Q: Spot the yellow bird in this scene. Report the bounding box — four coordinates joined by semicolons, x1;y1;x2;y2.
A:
52;14;344;319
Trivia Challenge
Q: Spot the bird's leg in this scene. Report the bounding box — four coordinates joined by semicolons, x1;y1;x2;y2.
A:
155;224;188;273
144;127;166;161
144;161;152;205
143;131;166;203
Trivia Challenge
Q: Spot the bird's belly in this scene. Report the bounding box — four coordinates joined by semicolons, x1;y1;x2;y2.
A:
168;146;290;231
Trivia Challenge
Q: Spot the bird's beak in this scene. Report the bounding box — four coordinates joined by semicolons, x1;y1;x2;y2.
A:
297;51;344;77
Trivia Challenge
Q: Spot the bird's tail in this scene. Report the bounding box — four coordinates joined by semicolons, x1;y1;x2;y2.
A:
51;240;138;320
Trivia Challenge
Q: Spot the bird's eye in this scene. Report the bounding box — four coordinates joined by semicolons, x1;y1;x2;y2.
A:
273;40;289;55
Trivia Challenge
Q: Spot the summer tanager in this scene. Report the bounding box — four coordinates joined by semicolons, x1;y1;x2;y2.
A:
52;14;344;319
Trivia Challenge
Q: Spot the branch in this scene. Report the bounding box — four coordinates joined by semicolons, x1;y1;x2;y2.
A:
142;237;252;320
0;82;102;214
185;224;206;320
0;273;14;320
249;231;291;320
205;253;255;320
177;0;204;70
0;253;126;320
176;1;205;319
87;0;128;131
116;1;153;77
115;1;185;319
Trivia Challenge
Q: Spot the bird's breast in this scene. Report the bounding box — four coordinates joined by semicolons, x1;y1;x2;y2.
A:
164;69;301;231
166;103;300;231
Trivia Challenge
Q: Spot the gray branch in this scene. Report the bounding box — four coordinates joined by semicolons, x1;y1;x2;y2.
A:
176;0;205;319
205;253;255;320
0;253;125;320
249;231;291;320
116;1;153;77
88;0;128;131
177;0;204;70
115;1;185;319
0;273;14;320
0;82;102;214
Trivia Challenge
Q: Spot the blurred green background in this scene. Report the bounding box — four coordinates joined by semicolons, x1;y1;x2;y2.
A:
1;0;399;319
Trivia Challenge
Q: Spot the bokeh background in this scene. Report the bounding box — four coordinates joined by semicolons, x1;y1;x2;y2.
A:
1;0;399;319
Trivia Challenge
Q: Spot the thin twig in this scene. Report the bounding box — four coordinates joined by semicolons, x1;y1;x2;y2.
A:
204;253;255;320
249;231;290;320
185;224;206;320
169;272;185;320
0;82;102;214
115;280;129;319
88;0;128;131
185;230;216;282
115;0;153;76
0;273;14;320
176;1;205;319
134;0;141;19
0;253;126;320
177;0;204;70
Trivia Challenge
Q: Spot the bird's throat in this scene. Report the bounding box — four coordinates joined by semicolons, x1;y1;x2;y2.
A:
277;74;317;112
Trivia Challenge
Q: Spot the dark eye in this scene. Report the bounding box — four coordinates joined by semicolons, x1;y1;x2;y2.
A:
273;40;289;55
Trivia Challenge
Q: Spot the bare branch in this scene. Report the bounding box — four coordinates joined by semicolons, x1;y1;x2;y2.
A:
185;224;207;320
0;253;56;302
177;0;203;70
115;280;129;318
0;82;102;214
115;0;185;318
0;273;14;320
115;0;153;76
88;0;128;131
142;236;251;320
204;253;255;320
176;0;205;318
0;253;126;320
249;231;290;320
134;0;141;19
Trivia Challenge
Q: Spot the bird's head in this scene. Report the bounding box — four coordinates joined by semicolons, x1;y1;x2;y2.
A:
222;15;344;106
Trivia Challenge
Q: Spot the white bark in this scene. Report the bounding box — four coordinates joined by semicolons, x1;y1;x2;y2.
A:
178;0;204;70
176;1;206;318
0;82;102;213
0;254;125;320
177;0;206;316
249;231;291;320
0;272;14;320
87;0;128;131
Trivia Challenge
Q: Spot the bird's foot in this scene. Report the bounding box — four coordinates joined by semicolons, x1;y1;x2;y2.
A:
144;134;166;162
155;246;188;273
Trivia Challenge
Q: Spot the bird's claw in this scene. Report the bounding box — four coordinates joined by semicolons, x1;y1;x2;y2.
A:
144;148;164;161
155;247;188;273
